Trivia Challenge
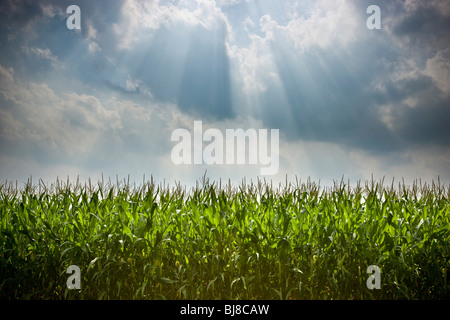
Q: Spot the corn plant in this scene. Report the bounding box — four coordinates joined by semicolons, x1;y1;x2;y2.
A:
0;176;449;299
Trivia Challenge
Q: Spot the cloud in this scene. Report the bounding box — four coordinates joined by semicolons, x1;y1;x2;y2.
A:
0;0;449;186
266;0;360;51
112;0;231;50
0;0;45;30
22;46;64;69
0;64;116;155
0;63;180;177
224;0;450;157
106;1;234;119
424;48;450;94
389;0;450;54
228;1;360;98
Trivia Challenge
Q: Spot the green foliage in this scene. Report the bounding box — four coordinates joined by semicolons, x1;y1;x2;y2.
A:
0;176;449;299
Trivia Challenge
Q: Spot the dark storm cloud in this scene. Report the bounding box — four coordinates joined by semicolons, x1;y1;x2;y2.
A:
258;40;401;153
0;0;44;29
392;4;450;53
0;0;120;34
387;76;450;146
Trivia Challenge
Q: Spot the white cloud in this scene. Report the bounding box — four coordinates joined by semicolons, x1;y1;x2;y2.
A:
113;0;230;50
424;48;450;94
22;46;64;68
0;64;15;93
0;64;170;157
0;68;112;153
227;0;362;115
228;32;276;94
260;0;360;51
378;104;395;131
85;23;101;54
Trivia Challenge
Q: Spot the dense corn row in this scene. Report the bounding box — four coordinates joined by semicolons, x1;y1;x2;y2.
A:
0;176;449;299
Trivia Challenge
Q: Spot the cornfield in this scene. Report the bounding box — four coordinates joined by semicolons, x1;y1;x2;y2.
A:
1;175;449;299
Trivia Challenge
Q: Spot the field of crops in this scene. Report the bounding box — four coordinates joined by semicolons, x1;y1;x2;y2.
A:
1;176;449;300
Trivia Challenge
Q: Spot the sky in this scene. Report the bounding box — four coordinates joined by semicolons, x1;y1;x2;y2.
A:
0;0;449;189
